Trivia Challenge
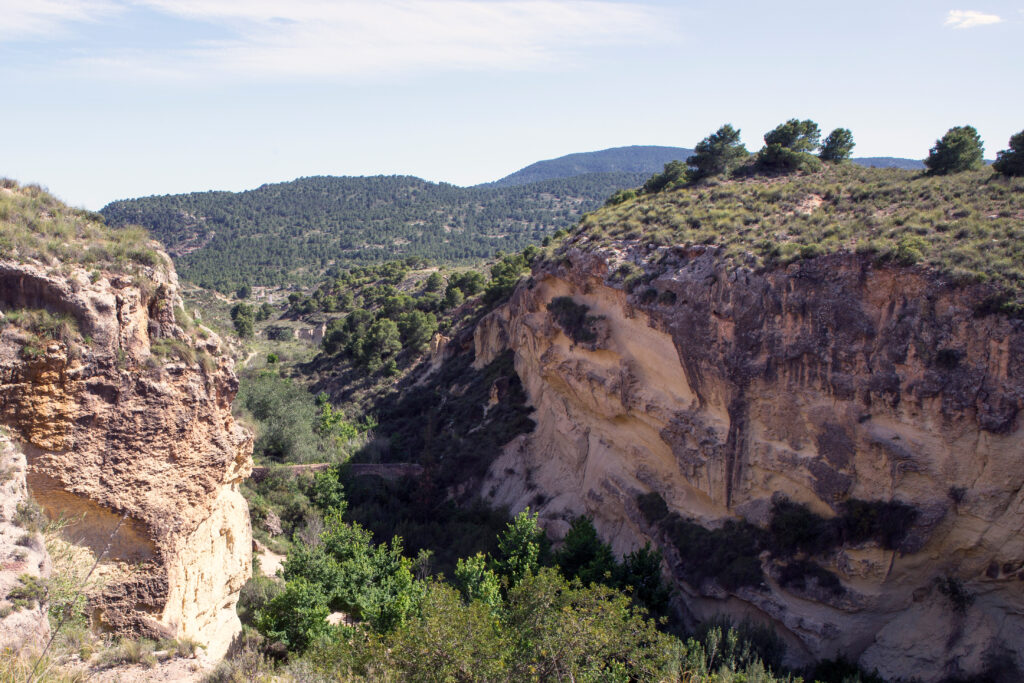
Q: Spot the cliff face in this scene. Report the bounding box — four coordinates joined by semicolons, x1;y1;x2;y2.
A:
0;256;252;659
476;245;1024;681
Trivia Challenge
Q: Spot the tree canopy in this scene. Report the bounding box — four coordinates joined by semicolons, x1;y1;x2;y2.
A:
758;119;823;172
686;124;750;179
820;128;856;162
924;125;985;175
993;129;1024;177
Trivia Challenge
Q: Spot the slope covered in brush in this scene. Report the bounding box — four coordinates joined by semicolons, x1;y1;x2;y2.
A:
573;165;1024;313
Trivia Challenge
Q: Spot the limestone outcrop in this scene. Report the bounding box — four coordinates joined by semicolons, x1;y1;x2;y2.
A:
0;433;51;653
477;245;1024;681
0;255;252;659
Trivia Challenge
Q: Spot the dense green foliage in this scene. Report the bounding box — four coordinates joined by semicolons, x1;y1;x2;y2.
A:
236;373;369;464
687;124;750;179
757;119;824;173
820;128;856;162
924;126;985;175
100;173;647;291
992;130;1024;177
573;164;1024;314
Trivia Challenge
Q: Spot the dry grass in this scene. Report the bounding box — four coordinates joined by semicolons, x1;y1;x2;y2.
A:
571;165;1024;314
0;180;164;273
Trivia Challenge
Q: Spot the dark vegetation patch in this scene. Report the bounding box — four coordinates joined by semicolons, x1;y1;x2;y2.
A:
639;493;918;593
776;560;844;595
546;296;603;344
366;349;535;489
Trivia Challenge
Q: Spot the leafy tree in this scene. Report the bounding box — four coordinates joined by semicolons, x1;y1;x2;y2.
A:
504;569;683;681
642;160;688;194
764;118;821;152
925;125;985;175
256;302;274;321
309;467;347;512
236;373;322;463
483;252;530;304
383;582;510;682
617;543;670;616
555;516;616;586
236;284;252;299
230;302;255;338
423;271;444;292
820;128;856;162
397;310;438;352
758;119;823;173
359;318;401;371
494;508;545;586
283;511;422;632
454;552;502;609
687;124;750;179
256;577;330;651
993;129;1024;177
448;270;485;296
442;285;464;310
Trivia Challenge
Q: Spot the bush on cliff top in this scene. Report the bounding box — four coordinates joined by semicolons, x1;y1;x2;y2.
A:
571;164;1024;315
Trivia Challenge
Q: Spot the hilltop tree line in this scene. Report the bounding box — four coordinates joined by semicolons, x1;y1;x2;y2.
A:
624;122;1024;202
100;172;646;292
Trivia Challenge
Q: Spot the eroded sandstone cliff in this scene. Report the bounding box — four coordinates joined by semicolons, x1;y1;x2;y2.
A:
0;254;252;658
476;245;1024;681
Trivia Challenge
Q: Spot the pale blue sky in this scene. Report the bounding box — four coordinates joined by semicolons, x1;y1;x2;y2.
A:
1;0;1021;209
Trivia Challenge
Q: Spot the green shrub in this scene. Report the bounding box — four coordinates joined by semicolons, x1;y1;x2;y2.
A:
8;574;47;610
546;296;602;344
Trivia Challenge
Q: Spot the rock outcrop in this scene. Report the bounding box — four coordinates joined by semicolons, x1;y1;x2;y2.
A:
477;245;1024;681
0;433;51;653
0;256;252;659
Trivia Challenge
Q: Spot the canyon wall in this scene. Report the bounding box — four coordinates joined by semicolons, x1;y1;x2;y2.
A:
0;256;252;659
476;246;1024;681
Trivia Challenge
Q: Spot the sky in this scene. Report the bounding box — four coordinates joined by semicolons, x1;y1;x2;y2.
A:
1;1;1021;210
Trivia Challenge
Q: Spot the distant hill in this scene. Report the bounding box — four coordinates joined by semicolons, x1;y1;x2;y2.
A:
851;157;925;170
101;172;647;292
487;145;695;187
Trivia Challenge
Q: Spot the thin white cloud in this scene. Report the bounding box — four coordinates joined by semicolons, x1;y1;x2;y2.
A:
944;9;1003;28
49;0;670;80
0;0;121;41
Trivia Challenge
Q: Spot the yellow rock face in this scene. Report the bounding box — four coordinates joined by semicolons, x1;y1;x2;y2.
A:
477;247;1024;681
0;258;253;659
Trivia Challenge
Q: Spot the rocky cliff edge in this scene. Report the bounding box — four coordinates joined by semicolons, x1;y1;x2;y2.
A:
0;251;252;659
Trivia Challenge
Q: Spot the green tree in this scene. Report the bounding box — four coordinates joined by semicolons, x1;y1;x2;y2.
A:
992;129;1024;177
819;127;856;162
758;119;823;172
230;302;255;338
359;318;401;371
484;252;529;304
764;118;821;152
256;577;330;651
454;552;502;609
642;160;689;193
495;508;545;586
925;125;985;175
687;124;749;179
236;284;252;299
555;516;616;587
423;271;444;292
236;373;322;463
442;285;464;310
397;310;438;352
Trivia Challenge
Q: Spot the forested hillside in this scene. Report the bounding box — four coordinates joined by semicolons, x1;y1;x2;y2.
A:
487;145;695;187
100;172;644;291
